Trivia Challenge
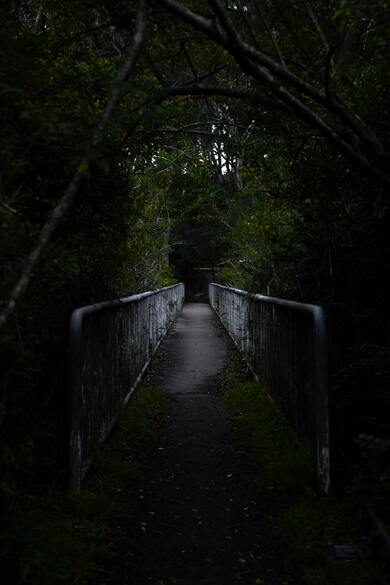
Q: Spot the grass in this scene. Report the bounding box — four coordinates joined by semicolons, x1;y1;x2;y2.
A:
1;385;168;585
224;380;314;493
223;375;388;585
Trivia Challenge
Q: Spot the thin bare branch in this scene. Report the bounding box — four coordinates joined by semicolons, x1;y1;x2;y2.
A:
157;127;219;137
256;1;286;67
307;3;330;54
168;82;252;100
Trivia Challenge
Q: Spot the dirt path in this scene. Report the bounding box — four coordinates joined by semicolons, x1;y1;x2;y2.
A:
102;303;296;584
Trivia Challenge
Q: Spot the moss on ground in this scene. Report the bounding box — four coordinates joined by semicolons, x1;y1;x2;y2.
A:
1;385;168;585
224;380;314;493
223;375;387;585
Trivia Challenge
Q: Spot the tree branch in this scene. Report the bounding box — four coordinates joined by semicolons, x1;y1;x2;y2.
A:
0;0;148;331
254;0;286;67
157;127;220;138
158;0;389;185
168;82;252;100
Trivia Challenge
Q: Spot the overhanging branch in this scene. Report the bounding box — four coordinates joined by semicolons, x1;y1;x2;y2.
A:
158;0;390;188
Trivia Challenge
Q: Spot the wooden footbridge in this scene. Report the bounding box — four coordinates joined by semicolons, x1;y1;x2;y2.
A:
69;283;329;493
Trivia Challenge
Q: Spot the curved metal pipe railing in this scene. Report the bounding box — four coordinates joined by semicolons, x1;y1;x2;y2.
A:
209;283;329;493
69;283;185;489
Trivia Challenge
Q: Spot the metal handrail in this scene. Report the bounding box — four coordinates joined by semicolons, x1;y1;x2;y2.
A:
69;283;185;489
209;282;329;493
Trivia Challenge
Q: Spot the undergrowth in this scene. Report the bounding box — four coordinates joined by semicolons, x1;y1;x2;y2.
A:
1;385;168;585
223;376;388;585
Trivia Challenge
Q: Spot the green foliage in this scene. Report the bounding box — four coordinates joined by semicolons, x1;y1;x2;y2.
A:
285;492;386;585
224;377;387;585
218;184;303;295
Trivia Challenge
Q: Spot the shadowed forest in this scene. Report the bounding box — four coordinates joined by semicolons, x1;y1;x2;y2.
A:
1;1;390;584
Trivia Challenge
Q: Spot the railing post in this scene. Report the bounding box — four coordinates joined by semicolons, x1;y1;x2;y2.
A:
313;306;330;494
69;309;83;490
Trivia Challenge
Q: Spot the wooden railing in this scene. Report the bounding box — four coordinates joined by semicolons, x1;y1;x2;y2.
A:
209;283;329;493
69;283;185;489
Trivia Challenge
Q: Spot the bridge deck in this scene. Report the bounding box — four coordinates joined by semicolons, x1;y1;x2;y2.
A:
98;303;295;584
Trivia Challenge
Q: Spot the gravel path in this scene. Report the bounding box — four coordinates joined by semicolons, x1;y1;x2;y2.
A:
125;303;295;585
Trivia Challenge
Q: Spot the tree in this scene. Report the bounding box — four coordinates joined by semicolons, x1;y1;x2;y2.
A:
157;0;390;188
